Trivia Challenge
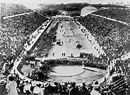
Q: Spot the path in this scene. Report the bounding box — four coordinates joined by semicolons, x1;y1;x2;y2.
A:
3;12;32;19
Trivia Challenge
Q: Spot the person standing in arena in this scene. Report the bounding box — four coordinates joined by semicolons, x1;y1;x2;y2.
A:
33;83;43;95
6;76;18;95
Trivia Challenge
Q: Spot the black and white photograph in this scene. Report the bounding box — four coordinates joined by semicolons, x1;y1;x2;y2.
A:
0;0;130;95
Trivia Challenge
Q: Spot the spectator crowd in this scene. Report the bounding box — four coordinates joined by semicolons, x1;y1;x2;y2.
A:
77;14;130;59
93;7;130;23
0;74;93;95
0;4;130;95
0;12;48;58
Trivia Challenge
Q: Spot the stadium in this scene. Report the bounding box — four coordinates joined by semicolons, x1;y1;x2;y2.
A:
0;1;130;95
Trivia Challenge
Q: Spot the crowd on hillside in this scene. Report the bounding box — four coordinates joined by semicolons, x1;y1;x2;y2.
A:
92;8;130;23
0;12;48;58
1;5;130;95
76;14;130;94
77;14;130;59
2;12;48;35
1;3;32;17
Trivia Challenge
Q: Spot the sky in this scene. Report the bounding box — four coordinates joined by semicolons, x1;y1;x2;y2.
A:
1;0;130;9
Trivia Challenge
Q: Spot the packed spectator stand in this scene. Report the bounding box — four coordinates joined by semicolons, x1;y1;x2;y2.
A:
0;12;48;59
77;14;130;60
76;9;130;95
92;7;130;23
0;16;95;95
0;5;130;95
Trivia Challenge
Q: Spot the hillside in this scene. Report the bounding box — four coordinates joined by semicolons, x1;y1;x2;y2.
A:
1;3;32;17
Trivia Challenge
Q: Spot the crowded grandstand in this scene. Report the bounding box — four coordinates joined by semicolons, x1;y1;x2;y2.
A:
0;2;130;95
